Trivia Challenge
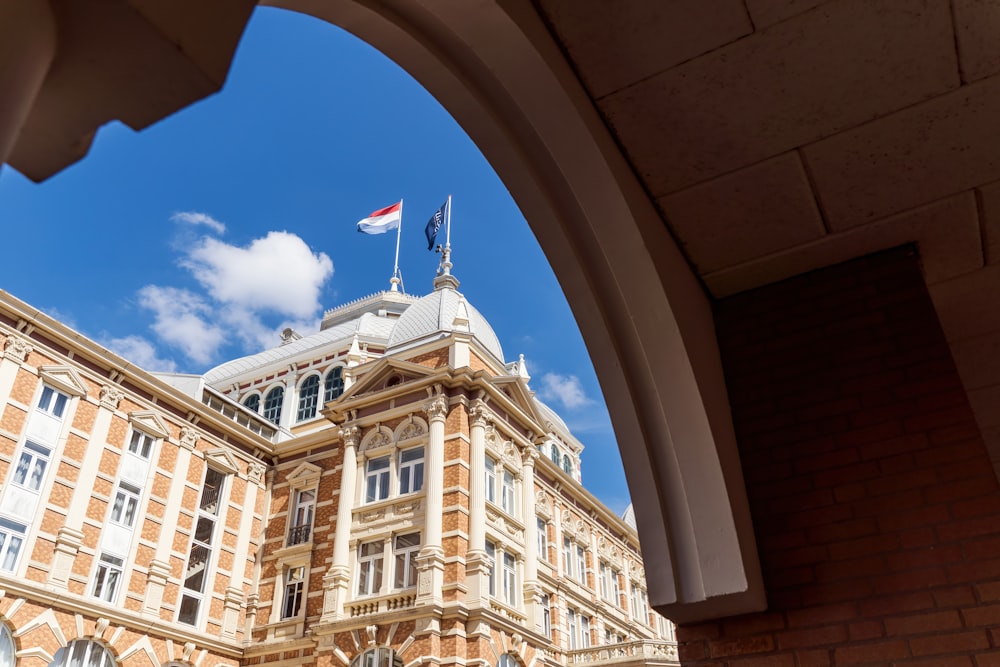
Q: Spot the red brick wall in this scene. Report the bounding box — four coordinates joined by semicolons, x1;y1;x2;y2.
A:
679;247;1000;665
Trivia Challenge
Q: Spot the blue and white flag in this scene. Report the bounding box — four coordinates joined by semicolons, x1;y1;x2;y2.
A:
424;198;449;250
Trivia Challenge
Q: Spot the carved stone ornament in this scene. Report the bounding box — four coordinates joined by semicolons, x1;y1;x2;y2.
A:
361;509;384;523
99;384;125;410
3;336;31;363
366;624;378;646
248;462;266;485
520;446;540;466
399;418;426;440
342;425;361;449
424;394;448;422
179;426;200;450
470;399;491;428
502;442;520;469
364;428;391;451
535;491;551;518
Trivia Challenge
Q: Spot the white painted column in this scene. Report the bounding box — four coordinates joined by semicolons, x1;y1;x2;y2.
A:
416;393;447;607
521;447;540;628
0;0;56;167
465;399;490;607
48;385;123;588
143;427;198;617
321;425;359;622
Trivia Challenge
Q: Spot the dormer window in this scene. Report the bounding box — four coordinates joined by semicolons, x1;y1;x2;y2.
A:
297;375;320;422
263;387;284;425
243;393;260;413
324;367;344;402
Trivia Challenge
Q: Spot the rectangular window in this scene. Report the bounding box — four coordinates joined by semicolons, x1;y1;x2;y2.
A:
576;545;587;585
12;441;50;492
398;447;424;495
357;540;384;596
365;456;390;503
541;594;551;638
568;609;578;650
288;488;315;545
501;469;515;514
631;584;647;620
612;569;621;606
563;537;573;578
600;561;611;600
485;456;497;504
178;468;226;626
537;518;547;562
393;533;420;589
37;385;68;419
110;482;141;528
127;430;155;459
92;553;124;603
282;566;306;618
0;519;26;572
485;540;496;597
581;615;591;648
502;552;517;606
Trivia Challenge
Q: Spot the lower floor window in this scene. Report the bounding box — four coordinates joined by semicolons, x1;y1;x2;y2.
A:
358;540;384;596
0;519;25;573
351;647;403;667
51;640;116;667
282;566;306;618
92;553;124;603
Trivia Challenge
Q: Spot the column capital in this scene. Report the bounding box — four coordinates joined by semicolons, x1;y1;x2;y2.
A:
2;335;32;364
470;398;491;428
99;384;125;410
424;394;449;423
520;447;540;466
341;423;361;449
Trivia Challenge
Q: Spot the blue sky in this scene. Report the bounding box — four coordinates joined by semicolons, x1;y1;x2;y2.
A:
0;8;631;515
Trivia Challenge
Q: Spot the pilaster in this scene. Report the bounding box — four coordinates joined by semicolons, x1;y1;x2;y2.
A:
465;399;489;607
419;392;448;607
321;424;359;622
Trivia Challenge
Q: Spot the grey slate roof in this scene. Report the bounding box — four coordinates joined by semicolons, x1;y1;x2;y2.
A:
386;286;504;363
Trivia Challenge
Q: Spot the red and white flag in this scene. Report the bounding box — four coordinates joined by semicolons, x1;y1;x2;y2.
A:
357;202;402;234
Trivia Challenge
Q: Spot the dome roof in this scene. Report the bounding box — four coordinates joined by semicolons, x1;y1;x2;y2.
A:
386;285;504;362
203;311;395;385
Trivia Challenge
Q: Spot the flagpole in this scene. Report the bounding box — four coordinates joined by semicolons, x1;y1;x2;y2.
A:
441;195;453;277
391;199;403;292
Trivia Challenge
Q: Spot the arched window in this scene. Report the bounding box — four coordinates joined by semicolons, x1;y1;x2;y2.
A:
297;375;320;422
50;640;117;667
325;367;344;403
550;443;560;466
498;654;520;667
0;623;13;667
562;454;572;474
243;393;260;413
349;647;403;667
263;387;284;425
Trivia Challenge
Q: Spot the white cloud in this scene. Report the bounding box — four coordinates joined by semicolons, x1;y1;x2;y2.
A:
138;286;226;365
538;372;592;410
171;211;226;234
103;335;178;373
181;231;333;319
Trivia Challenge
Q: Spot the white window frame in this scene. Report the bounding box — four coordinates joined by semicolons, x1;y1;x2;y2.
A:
263;386;284;425
289;488;315;545
500;469;515;514
365;455;391;503
576;544;587;585
537;518;548;562
11;440;51;492
91;552;124;603
127;429;155;459
109;481;141;528
51;640;116;667
485;456;498;504
612;568;621;607
357;540;384;596
0;519;26;573
541;594;552;638
580;615;591;648
568;609;578;650
485;540;496;597
501;551;517;606
282;565;307;618
563;537;573;578
296;374;321;422
397;447;424;495
393;533;421;589
36;385;68;419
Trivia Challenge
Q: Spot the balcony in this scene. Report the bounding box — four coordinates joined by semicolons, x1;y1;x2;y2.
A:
346;592;416;618
287;524;311;546
567;641;679;667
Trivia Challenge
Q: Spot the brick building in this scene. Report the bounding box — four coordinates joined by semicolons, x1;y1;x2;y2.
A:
0;263;674;666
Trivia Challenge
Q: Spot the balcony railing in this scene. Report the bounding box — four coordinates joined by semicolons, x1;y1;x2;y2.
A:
567;640;679;666
287;524;311;546
346;592;416;617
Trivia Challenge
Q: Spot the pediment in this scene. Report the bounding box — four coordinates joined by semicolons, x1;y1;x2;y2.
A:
490;376;544;425
338;357;438;401
205;448;240;475
38;365;87;397
128;410;170;439
287;462;322;489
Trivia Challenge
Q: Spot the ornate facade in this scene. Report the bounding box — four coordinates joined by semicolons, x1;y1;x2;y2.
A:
0;269;674;666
